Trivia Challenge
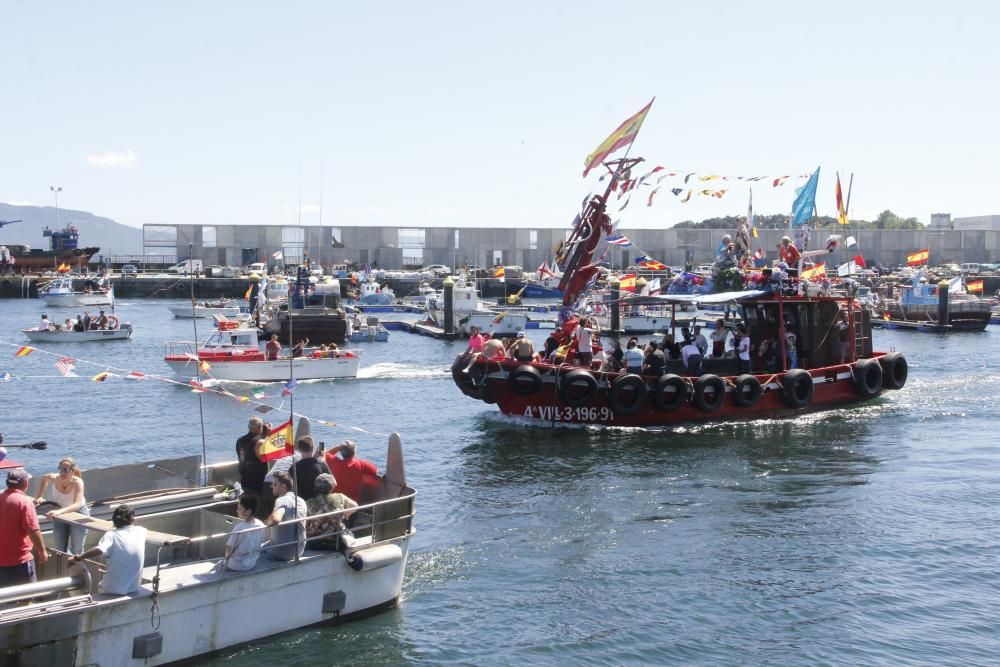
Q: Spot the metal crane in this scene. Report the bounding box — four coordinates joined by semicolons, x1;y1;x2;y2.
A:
0;219;23;229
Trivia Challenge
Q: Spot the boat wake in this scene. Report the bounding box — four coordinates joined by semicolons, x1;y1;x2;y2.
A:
357;362;450;381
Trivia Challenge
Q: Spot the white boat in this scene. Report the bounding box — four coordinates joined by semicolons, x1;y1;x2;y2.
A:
425;276;528;336
358;279;394;305
168;300;246;319
22;323;133;342
2;434;415;665
164;321;361;381
39;277;114;307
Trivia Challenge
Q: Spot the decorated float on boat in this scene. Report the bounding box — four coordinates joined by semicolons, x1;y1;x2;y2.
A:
452;143;909;427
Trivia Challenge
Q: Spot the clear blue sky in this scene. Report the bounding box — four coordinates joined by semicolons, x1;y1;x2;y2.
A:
2;1;998;230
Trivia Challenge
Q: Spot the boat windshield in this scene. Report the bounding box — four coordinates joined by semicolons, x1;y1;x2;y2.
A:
204;332;257;348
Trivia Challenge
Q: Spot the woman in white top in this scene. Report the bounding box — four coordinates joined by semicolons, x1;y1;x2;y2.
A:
34;456;90;554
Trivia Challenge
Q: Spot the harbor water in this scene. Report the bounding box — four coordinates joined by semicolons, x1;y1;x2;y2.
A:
1;299;998;665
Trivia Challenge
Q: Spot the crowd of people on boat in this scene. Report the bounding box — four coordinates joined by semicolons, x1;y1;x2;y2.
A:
36;310;118;332
233;417;378;567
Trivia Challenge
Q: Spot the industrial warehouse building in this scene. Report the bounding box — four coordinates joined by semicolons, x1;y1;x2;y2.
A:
143;222;1000;271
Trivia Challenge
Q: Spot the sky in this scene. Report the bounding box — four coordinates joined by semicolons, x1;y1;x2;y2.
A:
2;1;999;231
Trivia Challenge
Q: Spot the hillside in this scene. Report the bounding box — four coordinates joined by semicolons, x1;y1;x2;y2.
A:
0;203;143;256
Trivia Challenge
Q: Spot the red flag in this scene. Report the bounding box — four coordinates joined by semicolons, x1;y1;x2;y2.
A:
853;255;866;268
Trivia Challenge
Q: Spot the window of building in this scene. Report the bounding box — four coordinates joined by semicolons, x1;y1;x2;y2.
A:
492;250;503;266
529;230;538;250
330;227;343;248
143;224;178;263
398;228;425;249
454;229;460;249
202;226;216;248
282;226;305;264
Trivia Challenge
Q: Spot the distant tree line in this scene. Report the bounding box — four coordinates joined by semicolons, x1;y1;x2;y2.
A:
673;209;925;230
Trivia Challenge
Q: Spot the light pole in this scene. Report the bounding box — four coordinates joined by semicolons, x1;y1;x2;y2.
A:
49;186;62;228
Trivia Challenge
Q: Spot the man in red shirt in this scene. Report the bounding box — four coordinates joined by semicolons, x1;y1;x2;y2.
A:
324;440;379;503
0;468;49;586
778;236;801;274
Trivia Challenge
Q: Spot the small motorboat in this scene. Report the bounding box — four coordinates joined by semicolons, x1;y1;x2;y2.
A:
165;320;361;381
22;317;132;342
39;277;114;307
168;300;247;319
349;318;390;342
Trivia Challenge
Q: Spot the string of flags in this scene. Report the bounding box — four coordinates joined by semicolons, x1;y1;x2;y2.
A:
1;340;384;437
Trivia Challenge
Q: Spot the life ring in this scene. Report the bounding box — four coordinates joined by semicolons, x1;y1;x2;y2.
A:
508;365;543;396
608;374;648;416
107;315;120;330
732;374;762;408
781;369;814;409
878;352;907;390
652;374;687;412
558;369;598;406
853;358;883;398
692;374;726;412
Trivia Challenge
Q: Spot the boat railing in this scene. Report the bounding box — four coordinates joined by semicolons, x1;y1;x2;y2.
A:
164;340;199;358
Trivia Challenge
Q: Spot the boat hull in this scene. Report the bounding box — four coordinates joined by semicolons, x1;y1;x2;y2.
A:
41;292;114;307
165;355;361;381
0;543;409;666
168;306;244;319
22;327;132;342
511;282;564;299
455;358;898;427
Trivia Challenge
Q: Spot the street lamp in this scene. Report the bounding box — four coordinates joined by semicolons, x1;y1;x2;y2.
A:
49;186;62;228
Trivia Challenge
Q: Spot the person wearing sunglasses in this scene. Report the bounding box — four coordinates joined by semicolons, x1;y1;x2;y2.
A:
33;457;90;554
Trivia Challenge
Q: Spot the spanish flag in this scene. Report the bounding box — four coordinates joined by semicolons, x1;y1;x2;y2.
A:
801;263;827;281
582;98;654;177
244;284;252;300
14;346;33;357
835;173;849;225
967;279;984;293
907;249;929;266
257;418;294;463
619;273;637;292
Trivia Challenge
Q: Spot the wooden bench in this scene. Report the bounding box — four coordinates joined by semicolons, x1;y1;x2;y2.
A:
55;512;191;548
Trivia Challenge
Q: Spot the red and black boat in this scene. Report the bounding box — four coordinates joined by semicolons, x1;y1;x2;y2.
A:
451;157;908;427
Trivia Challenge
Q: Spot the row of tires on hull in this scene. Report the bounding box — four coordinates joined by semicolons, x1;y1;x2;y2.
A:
503;352;908;417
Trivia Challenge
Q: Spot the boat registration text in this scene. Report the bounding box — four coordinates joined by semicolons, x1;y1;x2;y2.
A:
523;405;614;421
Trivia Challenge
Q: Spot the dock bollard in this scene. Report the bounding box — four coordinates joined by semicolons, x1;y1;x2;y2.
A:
443;276;455;335
937;280;950;327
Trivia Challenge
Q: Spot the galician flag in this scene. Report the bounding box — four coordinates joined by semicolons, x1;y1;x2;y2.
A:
582;98;654;177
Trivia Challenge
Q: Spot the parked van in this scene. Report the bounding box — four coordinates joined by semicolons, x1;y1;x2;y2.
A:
244;262;268;276
960;263;981;275
165;259;204;275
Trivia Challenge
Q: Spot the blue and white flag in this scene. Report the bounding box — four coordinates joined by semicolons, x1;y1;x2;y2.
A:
790;166;820;227
606;234;633;247
282;378;298;397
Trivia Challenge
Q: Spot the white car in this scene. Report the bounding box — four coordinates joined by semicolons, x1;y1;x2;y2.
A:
424;264;451;276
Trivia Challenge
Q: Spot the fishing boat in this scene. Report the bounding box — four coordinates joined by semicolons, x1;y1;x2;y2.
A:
451;155;908;427
509;276;564;299
39;277;114;307
358;278;395;305
168;299;247;319
1;224;100;273
22;321;133;342
1;433;416;665
425;276;528;336
349;318;391;342
876;273;991;331
165;320;361;382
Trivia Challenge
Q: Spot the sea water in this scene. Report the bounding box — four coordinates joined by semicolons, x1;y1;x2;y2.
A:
1;298;998;665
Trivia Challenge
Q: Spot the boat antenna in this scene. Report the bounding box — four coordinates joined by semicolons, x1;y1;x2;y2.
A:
189;242;209;485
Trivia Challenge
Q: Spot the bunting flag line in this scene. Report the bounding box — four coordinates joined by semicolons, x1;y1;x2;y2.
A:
966;280;984;293
257;418;294;462
91;371;110;382
583;98;655;177
801;263;827;281
606;234;633;247
647;187;660;207
54;357;77;377
126;371;148;381
773;176;790;187
636;256;667;270
835;173;849;225
189;378;206;393
907;249;929;266
14;346;33;357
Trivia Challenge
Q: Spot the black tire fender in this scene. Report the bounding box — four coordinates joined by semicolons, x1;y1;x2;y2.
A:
878;352;907;390
782;369;814;408
558;369;598;407
732;374;762;408
853;358;883;398
652;374;688;412
608;373;648;416
508;364;543;396
692;374;726;412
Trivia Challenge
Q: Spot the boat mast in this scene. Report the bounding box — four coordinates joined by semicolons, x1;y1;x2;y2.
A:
188;242;209;485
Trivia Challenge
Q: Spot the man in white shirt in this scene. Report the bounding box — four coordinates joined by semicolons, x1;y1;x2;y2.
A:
70;504;147;596
265;471;307;561
693;326;709;357
39;314;50;331
737;325;752;373
681;338;703;377
575;321;594;367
